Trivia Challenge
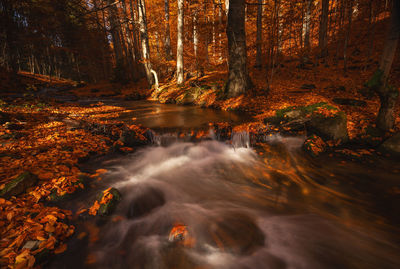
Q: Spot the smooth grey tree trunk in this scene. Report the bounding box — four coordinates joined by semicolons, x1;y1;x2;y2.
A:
164;0;173;60
226;0;252;98
138;0;155;86
376;0;400;131
176;0;185;84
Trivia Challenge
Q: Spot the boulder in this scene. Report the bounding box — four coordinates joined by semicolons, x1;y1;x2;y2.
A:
379;133;400;156
206;212;265;255
307;111;348;142
303;135;327;157
97;188;122;216
0;171;38;199
127;187;165;219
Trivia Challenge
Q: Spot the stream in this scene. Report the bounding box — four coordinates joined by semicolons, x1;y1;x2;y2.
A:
48;101;400;269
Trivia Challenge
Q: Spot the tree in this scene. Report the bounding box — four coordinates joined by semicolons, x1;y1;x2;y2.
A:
176;0;184;84
164;0;172;60
319;0;330;58
373;0;400;131
138;0;155;86
255;0;263;68
303;0;312;57
225;0;252;98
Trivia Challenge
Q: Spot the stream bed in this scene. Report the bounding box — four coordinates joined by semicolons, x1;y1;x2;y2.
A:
48;101;400;269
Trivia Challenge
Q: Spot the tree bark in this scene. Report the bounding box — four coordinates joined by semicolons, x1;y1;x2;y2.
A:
303;0;312;56
343;0;353;72
226;0;252;98
319;0;330;58
138;0;155;86
255;0;263;68
164;0;173;60
176;0;185;84
376;0;400;131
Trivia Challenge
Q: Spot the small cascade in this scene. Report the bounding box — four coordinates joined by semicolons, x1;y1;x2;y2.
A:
231;131;250;148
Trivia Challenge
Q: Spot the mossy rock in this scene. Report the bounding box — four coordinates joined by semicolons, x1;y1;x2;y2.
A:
307;111;348;142
49;177;85;202
303;135;327;157
97;188;122;216
0;171;38;199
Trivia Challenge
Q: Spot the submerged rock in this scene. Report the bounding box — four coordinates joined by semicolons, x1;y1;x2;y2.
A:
206;212;265;255
0;171;38;199
127;187;165;219
379;133;400;156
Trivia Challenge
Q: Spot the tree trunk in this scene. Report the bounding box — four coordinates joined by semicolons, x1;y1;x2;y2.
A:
176;0;185;84
255;0;263;68
319;0;330;58
138;0;155;86
164;0;173;60
303;0;312;56
343;0;353;72
107;0;124;65
376;0;400;131
193;8;199;74
226;0;251;98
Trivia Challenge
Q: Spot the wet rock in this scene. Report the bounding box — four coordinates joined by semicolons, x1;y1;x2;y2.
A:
120;129;149;147
379;133;400;156
300;84;316;90
303;135;327;157
211;122;232;141
332;98;367;107
306;111;348;143
124;93;146;101
0;171;38;199
207;212;265;255
357;126;384;147
127;187;165;219
5;122;25;130
98;188;122;216
23;240;40;250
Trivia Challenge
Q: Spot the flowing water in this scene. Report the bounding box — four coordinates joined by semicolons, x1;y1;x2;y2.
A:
49;102;400;269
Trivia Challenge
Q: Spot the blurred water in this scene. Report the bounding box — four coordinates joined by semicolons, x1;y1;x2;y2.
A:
49;134;400;269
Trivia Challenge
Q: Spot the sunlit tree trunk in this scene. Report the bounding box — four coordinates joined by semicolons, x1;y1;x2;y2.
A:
138;0;155;86
193;8;199;73
376;0;400;131
303;0;312;57
176;0;185;84
226;0;252;98
164;0;173;60
319;0;330;58
255;0;263;68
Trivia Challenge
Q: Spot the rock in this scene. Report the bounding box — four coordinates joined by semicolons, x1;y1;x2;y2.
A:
332;98;367;107
127;187;165;219
5;122;24;130
98;188;122;216
119;128;149;148
23;240;40;250
211;122;232;141
0;171;38;199
307;111;348;142
300;84;316;90
206;212;265;255
358;126;384;147
379;133;400;156
303;135;327;157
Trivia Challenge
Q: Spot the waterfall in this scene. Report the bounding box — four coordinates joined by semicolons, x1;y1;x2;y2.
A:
231;131;250;148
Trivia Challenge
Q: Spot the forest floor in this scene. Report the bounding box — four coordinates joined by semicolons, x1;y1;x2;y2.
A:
1;51;400;267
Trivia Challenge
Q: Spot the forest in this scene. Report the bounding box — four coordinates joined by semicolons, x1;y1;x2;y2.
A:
0;0;400;268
